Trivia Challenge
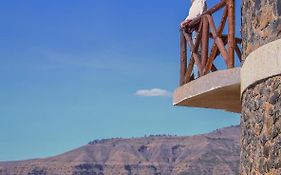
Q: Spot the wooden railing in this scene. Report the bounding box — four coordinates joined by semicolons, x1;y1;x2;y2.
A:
179;0;242;86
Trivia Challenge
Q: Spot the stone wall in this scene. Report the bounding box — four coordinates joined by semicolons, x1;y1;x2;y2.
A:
241;0;281;174
241;76;281;175
241;0;281;60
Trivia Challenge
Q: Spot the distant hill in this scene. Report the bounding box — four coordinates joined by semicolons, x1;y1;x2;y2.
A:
0;125;240;175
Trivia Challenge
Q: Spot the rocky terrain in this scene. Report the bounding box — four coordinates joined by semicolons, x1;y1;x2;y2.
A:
0;125;240;175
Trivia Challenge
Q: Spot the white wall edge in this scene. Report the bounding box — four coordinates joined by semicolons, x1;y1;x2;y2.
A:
241;39;281;94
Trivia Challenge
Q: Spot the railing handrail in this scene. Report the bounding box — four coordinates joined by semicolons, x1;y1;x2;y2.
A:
188;0;227;28
179;0;241;86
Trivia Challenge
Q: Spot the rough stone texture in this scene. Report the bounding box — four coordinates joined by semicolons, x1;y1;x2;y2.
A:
241;0;281;60
241;0;281;174
241;76;281;175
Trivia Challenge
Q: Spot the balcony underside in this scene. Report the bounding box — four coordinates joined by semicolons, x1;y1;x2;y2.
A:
173;68;241;113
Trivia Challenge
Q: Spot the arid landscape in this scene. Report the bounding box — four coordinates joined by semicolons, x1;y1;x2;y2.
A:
0;125;240;175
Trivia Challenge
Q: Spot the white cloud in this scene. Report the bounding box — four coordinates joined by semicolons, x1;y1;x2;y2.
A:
135;88;172;97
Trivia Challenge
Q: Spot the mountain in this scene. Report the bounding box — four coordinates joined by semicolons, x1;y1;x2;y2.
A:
0;125;240;175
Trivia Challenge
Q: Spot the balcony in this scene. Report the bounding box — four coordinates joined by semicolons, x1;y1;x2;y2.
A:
173;0;242;113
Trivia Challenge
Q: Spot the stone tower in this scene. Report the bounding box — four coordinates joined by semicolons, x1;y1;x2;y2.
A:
240;0;281;174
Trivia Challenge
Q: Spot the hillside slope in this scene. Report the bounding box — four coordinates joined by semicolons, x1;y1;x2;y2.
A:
0;125;240;175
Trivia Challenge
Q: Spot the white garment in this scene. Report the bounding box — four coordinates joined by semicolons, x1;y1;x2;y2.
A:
185;0;206;20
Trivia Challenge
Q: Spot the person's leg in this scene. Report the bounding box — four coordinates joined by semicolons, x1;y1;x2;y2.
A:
192;32;201;79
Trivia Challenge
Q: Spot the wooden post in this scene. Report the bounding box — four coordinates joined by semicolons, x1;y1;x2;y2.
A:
206;15;229;64
204;6;228;74
180;30;187;86
201;16;209;68
183;30;203;76
185;57;195;83
227;0;235;68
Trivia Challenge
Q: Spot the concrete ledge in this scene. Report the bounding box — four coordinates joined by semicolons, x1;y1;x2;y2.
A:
241;38;281;94
173;68;241;113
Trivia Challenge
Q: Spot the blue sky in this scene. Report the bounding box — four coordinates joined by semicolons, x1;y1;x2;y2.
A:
0;0;241;161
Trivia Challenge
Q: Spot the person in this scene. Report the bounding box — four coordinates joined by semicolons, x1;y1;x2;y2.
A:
180;0;207;30
180;0;207;79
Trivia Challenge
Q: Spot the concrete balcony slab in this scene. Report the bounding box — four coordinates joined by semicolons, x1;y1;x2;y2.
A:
173;68;241;113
